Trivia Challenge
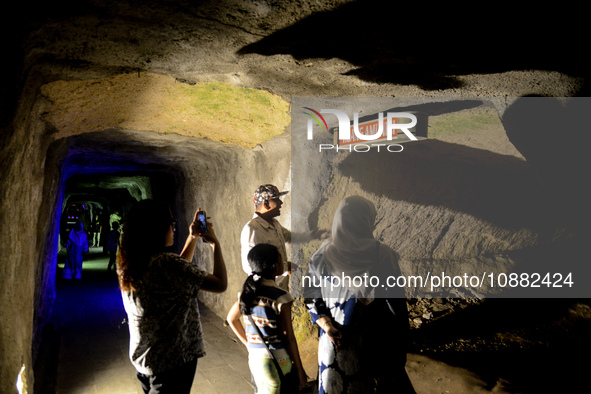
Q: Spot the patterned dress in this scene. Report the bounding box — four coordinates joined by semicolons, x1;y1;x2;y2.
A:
121;252;207;375
305;249;411;394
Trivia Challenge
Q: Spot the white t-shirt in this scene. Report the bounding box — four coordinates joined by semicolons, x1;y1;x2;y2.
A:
240;213;291;275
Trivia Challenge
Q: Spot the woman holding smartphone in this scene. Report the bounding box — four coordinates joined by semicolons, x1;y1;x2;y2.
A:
117;199;227;394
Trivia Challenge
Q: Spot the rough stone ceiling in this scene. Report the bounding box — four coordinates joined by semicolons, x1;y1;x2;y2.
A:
65;174;153;202
11;0;589;109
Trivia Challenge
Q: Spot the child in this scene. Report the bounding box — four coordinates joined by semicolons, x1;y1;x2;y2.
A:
227;243;307;393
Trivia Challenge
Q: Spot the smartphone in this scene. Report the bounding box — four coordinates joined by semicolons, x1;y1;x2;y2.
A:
197;211;208;234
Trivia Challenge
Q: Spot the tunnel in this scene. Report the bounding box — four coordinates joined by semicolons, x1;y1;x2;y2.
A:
37;130;187;322
2;0;590;392
8;73;293;393
31;133;193;391
8;92;591;394
47;139;185;291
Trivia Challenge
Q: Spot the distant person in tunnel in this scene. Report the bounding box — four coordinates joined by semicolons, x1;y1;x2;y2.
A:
62;221;89;280
110;210;122;230
117;199;227;394
304;195;415;394
107;221;120;274
91;213;102;247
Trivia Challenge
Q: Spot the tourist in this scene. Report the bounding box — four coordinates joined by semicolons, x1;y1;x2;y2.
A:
304;196;415;393
227;243;308;393
117;199;227;393
241;184;291;290
107;221;120;273
62;222;88;279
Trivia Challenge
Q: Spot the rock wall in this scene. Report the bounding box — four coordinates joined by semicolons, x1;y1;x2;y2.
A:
0;70;56;392
289;98;591;301
1;0;589;392
0;79;291;392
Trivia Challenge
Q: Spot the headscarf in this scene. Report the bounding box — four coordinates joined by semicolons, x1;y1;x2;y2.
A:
68;222;88;248
321;195;399;302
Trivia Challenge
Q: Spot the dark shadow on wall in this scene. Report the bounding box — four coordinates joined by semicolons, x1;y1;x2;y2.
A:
501;97;591;231
336;97;591;234
237;0;588;91
335;98;591;296
332;97;591;298
331;97;591;391
337;139;552;232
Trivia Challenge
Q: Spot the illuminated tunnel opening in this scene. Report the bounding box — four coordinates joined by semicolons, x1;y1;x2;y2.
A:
56;170;180;278
34;131;188;390
53;141;184;278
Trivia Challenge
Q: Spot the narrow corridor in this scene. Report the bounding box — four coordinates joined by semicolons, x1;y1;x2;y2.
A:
45;247;253;393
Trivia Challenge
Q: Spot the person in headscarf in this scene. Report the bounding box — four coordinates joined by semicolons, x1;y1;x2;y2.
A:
62;222;89;279
305;195;415;393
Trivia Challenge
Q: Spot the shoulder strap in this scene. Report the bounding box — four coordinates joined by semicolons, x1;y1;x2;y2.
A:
247;314;285;378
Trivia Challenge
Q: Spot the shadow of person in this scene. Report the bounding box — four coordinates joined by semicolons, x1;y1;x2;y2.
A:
409;97;591;392
238;1;587;90
337;137;551;232
502;97;591;232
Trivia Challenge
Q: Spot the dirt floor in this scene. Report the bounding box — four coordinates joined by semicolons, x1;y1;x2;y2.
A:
294;297;591;393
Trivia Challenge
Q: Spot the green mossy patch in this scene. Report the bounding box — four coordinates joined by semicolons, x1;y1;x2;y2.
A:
41;73;290;149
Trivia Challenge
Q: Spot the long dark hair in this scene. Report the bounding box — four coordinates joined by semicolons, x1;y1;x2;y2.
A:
117;199;174;291
239;243;280;315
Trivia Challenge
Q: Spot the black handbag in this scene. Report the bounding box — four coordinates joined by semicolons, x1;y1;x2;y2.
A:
247;314;300;393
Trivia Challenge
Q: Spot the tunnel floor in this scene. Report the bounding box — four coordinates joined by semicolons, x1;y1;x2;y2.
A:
43;247;253;393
